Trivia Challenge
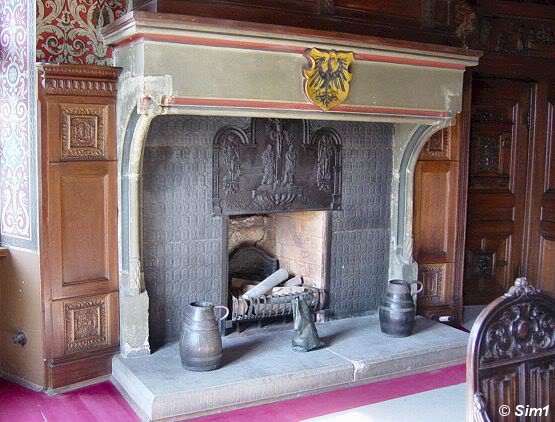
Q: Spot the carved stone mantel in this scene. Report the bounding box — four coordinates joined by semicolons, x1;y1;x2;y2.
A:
103;12;480;356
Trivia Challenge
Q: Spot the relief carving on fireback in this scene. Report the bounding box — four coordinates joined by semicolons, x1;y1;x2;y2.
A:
213;118;342;215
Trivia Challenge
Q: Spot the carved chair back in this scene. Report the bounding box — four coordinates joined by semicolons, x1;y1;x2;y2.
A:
467;278;555;421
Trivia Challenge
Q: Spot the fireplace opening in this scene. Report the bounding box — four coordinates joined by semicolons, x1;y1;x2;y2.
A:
142;115;393;350
225;212;330;333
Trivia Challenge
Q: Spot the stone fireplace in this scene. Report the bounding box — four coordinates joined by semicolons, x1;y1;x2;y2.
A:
102;12;480;357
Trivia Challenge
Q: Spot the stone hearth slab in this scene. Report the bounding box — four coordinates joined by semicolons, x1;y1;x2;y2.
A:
112;315;468;421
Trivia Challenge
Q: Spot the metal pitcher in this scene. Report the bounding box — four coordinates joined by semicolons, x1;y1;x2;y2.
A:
179;301;229;371
379;280;422;337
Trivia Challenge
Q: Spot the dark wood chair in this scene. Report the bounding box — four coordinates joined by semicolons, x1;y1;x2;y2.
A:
467;278;555;422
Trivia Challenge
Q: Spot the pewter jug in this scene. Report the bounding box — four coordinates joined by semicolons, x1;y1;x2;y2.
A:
379;280;422;337
179;301;229;371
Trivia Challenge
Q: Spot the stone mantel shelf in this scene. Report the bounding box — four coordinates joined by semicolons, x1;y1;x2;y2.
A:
104;11;480;63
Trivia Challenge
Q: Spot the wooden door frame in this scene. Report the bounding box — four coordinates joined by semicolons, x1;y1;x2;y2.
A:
453;71;473;323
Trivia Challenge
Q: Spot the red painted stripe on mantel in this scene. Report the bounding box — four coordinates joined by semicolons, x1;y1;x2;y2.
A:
162;96;451;118
113;33;465;70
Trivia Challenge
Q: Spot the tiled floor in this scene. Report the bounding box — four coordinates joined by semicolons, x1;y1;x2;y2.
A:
304;383;466;422
462;305;486;331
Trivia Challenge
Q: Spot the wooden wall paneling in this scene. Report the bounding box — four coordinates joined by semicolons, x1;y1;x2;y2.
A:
47;162;118;300
451;71;473;323
413;101;466;322
413;160;458;263
539;87;555;295
132;0;459;46
38;64;121;391
525;80;555;296
463;77;532;305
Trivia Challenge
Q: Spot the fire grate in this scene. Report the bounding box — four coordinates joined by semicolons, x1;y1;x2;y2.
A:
230;286;325;322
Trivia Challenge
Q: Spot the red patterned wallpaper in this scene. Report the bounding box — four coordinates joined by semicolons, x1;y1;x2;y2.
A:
36;0;126;65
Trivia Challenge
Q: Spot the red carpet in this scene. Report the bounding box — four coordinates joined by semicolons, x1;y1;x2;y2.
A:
0;379;138;422
0;364;465;422
192;364;466;421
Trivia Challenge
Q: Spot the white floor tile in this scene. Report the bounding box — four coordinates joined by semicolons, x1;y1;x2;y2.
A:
302;383;467;422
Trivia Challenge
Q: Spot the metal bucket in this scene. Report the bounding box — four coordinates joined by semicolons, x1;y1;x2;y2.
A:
179;301;229;371
379;280;421;337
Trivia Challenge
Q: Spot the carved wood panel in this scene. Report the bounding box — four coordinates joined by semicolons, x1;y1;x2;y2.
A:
45;100;116;163
464;77;531;305
419;125;457;161
471;11;555;57
417;263;454;306
60;104;108;161
51;292;118;359
528;358;555;416
464;232;513;305
469;81;517;191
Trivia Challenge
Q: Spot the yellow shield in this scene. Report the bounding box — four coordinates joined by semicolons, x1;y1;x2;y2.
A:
303;48;354;111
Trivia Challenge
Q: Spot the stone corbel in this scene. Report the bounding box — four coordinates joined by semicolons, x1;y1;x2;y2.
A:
117;73;173;156
138;75;173;115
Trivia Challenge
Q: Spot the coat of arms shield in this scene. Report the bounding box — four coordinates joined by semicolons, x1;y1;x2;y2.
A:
303;48;354;111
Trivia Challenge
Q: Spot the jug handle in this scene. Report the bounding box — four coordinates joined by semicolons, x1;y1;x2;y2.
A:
214;305;230;322
415;281;424;294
